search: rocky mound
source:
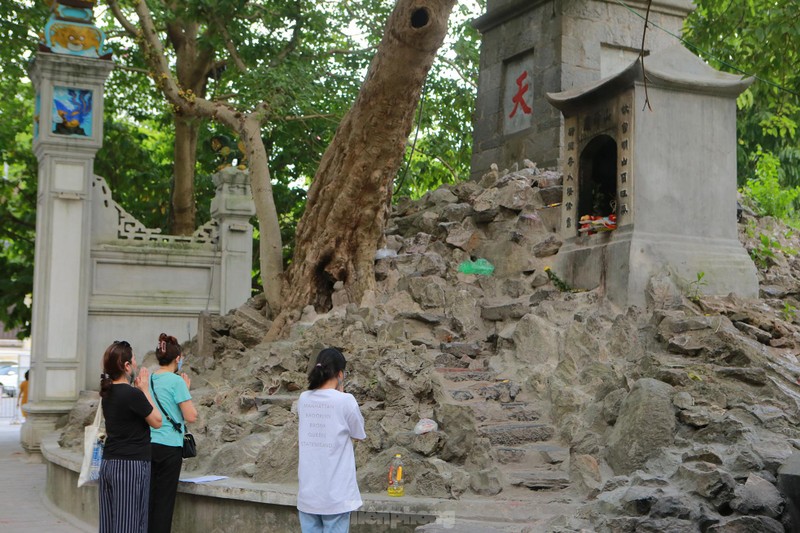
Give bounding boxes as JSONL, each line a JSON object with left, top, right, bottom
{"left": 60, "top": 163, "right": 800, "bottom": 532}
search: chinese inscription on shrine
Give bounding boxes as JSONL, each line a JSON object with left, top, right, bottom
{"left": 508, "top": 71, "right": 532, "bottom": 119}
{"left": 503, "top": 56, "right": 535, "bottom": 135}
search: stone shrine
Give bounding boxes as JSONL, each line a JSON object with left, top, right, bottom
{"left": 471, "top": 0, "right": 693, "bottom": 176}
{"left": 546, "top": 44, "right": 758, "bottom": 306}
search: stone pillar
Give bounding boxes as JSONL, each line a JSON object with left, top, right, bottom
{"left": 211, "top": 168, "right": 256, "bottom": 315}
{"left": 23, "top": 52, "right": 113, "bottom": 452}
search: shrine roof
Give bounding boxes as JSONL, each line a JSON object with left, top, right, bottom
{"left": 546, "top": 44, "right": 753, "bottom": 114}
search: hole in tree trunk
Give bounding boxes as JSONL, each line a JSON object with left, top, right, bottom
{"left": 410, "top": 8, "right": 429, "bottom": 29}
{"left": 313, "top": 254, "right": 336, "bottom": 312}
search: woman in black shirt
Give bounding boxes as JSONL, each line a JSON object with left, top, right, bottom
{"left": 99, "top": 341, "right": 162, "bottom": 533}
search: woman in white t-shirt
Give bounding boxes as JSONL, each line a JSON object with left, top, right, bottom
{"left": 297, "top": 347, "right": 366, "bottom": 533}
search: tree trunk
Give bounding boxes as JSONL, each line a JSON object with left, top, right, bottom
{"left": 171, "top": 117, "right": 198, "bottom": 235}
{"left": 273, "top": 0, "right": 456, "bottom": 328}
{"left": 166, "top": 19, "right": 213, "bottom": 235}
{"left": 240, "top": 117, "right": 283, "bottom": 314}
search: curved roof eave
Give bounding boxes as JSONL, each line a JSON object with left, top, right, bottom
{"left": 546, "top": 45, "right": 753, "bottom": 115}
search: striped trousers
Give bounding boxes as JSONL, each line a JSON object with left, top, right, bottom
{"left": 99, "top": 459, "right": 151, "bottom": 533}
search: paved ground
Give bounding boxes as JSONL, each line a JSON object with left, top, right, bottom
{"left": 0, "top": 418, "right": 94, "bottom": 532}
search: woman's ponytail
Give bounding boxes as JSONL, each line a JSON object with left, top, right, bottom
{"left": 99, "top": 341, "right": 133, "bottom": 398}
{"left": 307, "top": 348, "right": 347, "bottom": 390}
{"left": 155, "top": 333, "right": 181, "bottom": 366}
{"left": 100, "top": 372, "right": 113, "bottom": 398}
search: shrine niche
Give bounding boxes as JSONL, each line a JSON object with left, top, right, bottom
{"left": 546, "top": 44, "right": 758, "bottom": 307}
{"left": 558, "top": 90, "right": 633, "bottom": 237}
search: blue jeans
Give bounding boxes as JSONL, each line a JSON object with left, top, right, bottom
{"left": 298, "top": 511, "right": 351, "bottom": 533}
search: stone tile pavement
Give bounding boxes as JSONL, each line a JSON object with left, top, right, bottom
{"left": 0, "top": 419, "right": 93, "bottom": 532}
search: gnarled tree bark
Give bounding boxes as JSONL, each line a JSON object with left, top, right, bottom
{"left": 268, "top": 0, "right": 456, "bottom": 337}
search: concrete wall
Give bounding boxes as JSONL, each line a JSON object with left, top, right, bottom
{"left": 83, "top": 169, "right": 254, "bottom": 391}
{"left": 632, "top": 85, "right": 738, "bottom": 240}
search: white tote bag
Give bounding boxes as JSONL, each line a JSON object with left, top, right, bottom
{"left": 77, "top": 405, "right": 105, "bottom": 487}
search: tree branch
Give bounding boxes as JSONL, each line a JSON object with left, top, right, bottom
{"left": 214, "top": 17, "right": 247, "bottom": 72}
{"left": 132, "top": 0, "right": 242, "bottom": 131}
{"left": 189, "top": 41, "right": 218, "bottom": 90}
{"left": 639, "top": 0, "right": 653, "bottom": 112}
{"left": 107, "top": 0, "right": 139, "bottom": 38}
{"left": 114, "top": 64, "right": 150, "bottom": 75}
{"left": 165, "top": 20, "right": 186, "bottom": 52}
{"left": 280, "top": 113, "right": 337, "bottom": 122}
{"left": 436, "top": 55, "right": 477, "bottom": 89}
{"left": 269, "top": 1, "right": 303, "bottom": 68}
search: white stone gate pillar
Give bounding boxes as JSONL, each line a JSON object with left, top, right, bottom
{"left": 211, "top": 168, "right": 257, "bottom": 314}
{"left": 23, "top": 51, "right": 113, "bottom": 451}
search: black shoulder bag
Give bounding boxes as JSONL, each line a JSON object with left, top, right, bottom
{"left": 150, "top": 375, "right": 197, "bottom": 458}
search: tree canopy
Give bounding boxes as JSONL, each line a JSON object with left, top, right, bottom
{"left": 3, "top": 0, "right": 798, "bottom": 335}
{"left": 0, "top": 0, "right": 481, "bottom": 334}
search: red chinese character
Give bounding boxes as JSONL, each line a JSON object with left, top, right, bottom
{"left": 508, "top": 71, "right": 532, "bottom": 118}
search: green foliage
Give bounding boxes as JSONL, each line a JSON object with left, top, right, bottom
{"left": 750, "top": 233, "right": 778, "bottom": 269}
{"left": 687, "top": 271, "right": 707, "bottom": 302}
{"left": 0, "top": 161, "right": 36, "bottom": 338}
{"left": 740, "top": 148, "right": 800, "bottom": 219}
{"left": 782, "top": 302, "right": 797, "bottom": 322}
{"left": 0, "top": 0, "right": 43, "bottom": 336}
{"left": 687, "top": 0, "right": 800, "bottom": 197}
{"left": 544, "top": 267, "right": 573, "bottom": 292}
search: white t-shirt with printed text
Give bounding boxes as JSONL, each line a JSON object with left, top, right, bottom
{"left": 297, "top": 388, "right": 367, "bottom": 515}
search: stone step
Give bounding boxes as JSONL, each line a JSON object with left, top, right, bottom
{"left": 506, "top": 469, "right": 570, "bottom": 491}
{"left": 439, "top": 342, "right": 482, "bottom": 359}
{"left": 478, "top": 422, "right": 555, "bottom": 446}
{"left": 445, "top": 398, "right": 541, "bottom": 426}
{"left": 253, "top": 394, "right": 298, "bottom": 411}
{"left": 416, "top": 520, "right": 516, "bottom": 533}
{"left": 433, "top": 352, "right": 471, "bottom": 369}
{"left": 447, "top": 382, "right": 523, "bottom": 404}
{"left": 494, "top": 442, "right": 569, "bottom": 466}
{"left": 499, "top": 402, "right": 541, "bottom": 421}
{"left": 435, "top": 367, "right": 497, "bottom": 382}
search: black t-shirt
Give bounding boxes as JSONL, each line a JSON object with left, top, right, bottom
{"left": 102, "top": 383, "right": 153, "bottom": 460}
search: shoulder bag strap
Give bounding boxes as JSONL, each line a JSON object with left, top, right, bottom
{"left": 150, "top": 375, "right": 182, "bottom": 433}
{"left": 93, "top": 402, "right": 104, "bottom": 426}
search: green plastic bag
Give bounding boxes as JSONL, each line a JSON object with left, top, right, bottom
{"left": 458, "top": 258, "right": 495, "bottom": 276}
